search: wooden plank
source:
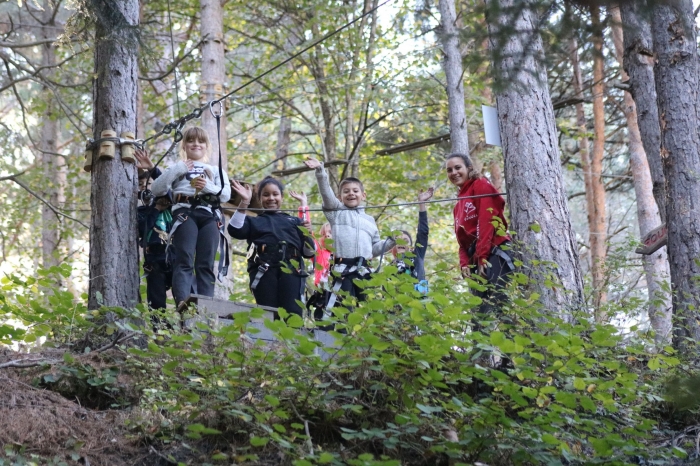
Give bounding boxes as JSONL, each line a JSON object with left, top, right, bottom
{"left": 190, "top": 294, "right": 278, "bottom": 321}
{"left": 636, "top": 223, "right": 668, "bottom": 255}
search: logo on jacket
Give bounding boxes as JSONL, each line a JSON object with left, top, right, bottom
{"left": 463, "top": 202, "right": 477, "bottom": 221}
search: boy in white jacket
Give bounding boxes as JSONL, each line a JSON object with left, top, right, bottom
{"left": 304, "top": 158, "right": 394, "bottom": 308}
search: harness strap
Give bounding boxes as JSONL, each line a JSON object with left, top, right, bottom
{"left": 250, "top": 262, "right": 269, "bottom": 291}
{"left": 217, "top": 216, "right": 230, "bottom": 281}
{"left": 165, "top": 211, "right": 190, "bottom": 263}
{"left": 325, "top": 278, "right": 344, "bottom": 315}
{"left": 211, "top": 102, "right": 226, "bottom": 198}
{"left": 492, "top": 245, "right": 515, "bottom": 272}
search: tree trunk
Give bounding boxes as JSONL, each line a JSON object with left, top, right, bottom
{"left": 200, "top": 0, "right": 227, "bottom": 171}
{"left": 40, "top": 3, "right": 62, "bottom": 272}
{"left": 88, "top": 0, "right": 141, "bottom": 309}
{"left": 486, "top": 0, "right": 584, "bottom": 314}
{"left": 438, "top": 0, "right": 469, "bottom": 155}
{"left": 589, "top": 6, "right": 608, "bottom": 316}
{"left": 619, "top": 0, "right": 667, "bottom": 223}
{"left": 570, "top": 34, "right": 601, "bottom": 308}
{"left": 200, "top": 0, "right": 232, "bottom": 299}
{"left": 651, "top": 0, "right": 700, "bottom": 352}
{"left": 610, "top": 7, "right": 672, "bottom": 345}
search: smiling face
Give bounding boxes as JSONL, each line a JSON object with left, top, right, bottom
{"left": 183, "top": 134, "right": 209, "bottom": 162}
{"left": 446, "top": 157, "right": 470, "bottom": 188}
{"left": 339, "top": 182, "right": 366, "bottom": 208}
{"left": 393, "top": 232, "right": 412, "bottom": 257}
{"left": 259, "top": 183, "right": 283, "bottom": 211}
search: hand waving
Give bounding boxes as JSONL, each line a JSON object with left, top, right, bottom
{"left": 417, "top": 187, "right": 434, "bottom": 203}
{"left": 231, "top": 180, "right": 252, "bottom": 204}
{"left": 289, "top": 190, "right": 308, "bottom": 206}
{"left": 303, "top": 157, "right": 322, "bottom": 170}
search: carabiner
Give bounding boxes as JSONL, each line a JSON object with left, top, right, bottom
{"left": 209, "top": 100, "right": 223, "bottom": 118}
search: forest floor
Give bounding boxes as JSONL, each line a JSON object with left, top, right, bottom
{"left": 0, "top": 347, "right": 155, "bottom": 466}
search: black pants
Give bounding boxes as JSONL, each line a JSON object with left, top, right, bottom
{"left": 335, "top": 272, "right": 368, "bottom": 304}
{"left": 249, "top": 264, "right": 306, "bottom": 317}
{"left": 144, "top": 259, "right": 172, "bottom": 310}
{"left": 171, "top": 208, "right": 219, "bottom": 303}
{"left": 474, "top": 246, "right": 514, "bottom": 317}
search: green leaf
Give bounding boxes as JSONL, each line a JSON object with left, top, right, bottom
{"left": 250, "top": 436, "right": 269, "bottom": 447}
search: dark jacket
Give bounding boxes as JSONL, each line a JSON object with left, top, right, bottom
{"left": 228, "top": 211, "right": 315, "bottom": 268}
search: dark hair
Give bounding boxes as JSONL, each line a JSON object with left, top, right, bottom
{"left": 257, "top": 176, "right": 284, "bottom": 198}
{"left": 339, "top": 177, "right": 364, "bottom": 192}
{"left": 399, "top": 229, "right": 413, "bottom": 246}
{"left": 446, "top": 152, "right": 482, "bottom": 181}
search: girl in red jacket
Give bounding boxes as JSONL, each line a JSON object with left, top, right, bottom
{"left": 446, "top": 153, "right": 514, "bottom": 313}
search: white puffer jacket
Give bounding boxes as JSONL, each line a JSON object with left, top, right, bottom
{"left": 314, "top": 165, "right": 394, "bottom": 260}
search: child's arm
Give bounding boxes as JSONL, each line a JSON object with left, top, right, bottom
{"left": 200, "top": 165, "right": 231, "bottom": 203}
{"left": 370, "top": 222, "right": 396, "bottom": 258}
{"left": 304, "top": 158, "right": 343, "bottom": 214}
{"left": 414, "top": 188, "right": 433, "bottom": 261}
{"left": 227, "top": 181, "right": 253, "bottom": 239}
{"left": 151, "top": 161, "right": 188, "bottom": 196}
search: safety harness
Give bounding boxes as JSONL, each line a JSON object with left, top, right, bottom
{"left": 166, "top": 193, "right": 230, "bottom": 280}
{"left": 247, "top": 241, "right": 307, "bottom": 302}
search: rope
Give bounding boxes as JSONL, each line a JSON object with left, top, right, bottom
{"left": 234, "top": 192, "right": 508, "bottom": 213}
{"left": 138, "top": 0, "right": 393, "bottom": 148}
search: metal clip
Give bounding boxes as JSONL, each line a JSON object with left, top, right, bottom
{"left": 209, "top": 100, "right": 223, "bottom": 118}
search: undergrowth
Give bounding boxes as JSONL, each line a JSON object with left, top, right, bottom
{"left": 0, "top": 261, "right": 698, "bottom": 465}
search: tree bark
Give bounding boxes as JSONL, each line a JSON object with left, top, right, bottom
{"left": 200, "top": 0, "right": 227, "bottom": 171}
{"left": 589, "top": 5, "right": 608, "bottom": 317}
{"left": 275, "top": 114, "right": 292, "bottom": 171}
{"left": 88, "top": 0, "right": 140, "bottom": 309}
{"left": 651, "top": 0, "right": 700, "bottom": 352}
{"left": 610, "top": 6, "right": 672, "bottom": 345}
{"left": 438, "top": 0, "right": 469, "bottom": 155}
{"left": 486, "top": 0, "right": 584, "bottom": 314}
{"left": 619, "top": 0, "right": 667, "bottom": 223}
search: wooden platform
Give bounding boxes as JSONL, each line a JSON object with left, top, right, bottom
{"left": 183, "top": 294, "right": 338, "bottom": 359}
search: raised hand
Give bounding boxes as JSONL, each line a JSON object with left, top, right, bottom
{"left": 184, "top": 159, "right": 195, "bottom": 171}
{"left": 303, "top": 157, "right": 322, "bottom": 170}
{"left": 417, "top": 187, "right": 434, "bottom": 203}
{"left": 289, "top": 190, "right": 307, "bottom": 206}
{"left": 134, "top": 149, "right": 154, "bottom": 170}
{"left": 231, "top": 180, "right": 252, "bottom": 204}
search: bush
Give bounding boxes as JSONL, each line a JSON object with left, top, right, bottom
{"left": 125, "top": 262, "right": 679, "bottom": 465}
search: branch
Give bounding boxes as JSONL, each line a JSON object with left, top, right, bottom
{"left": 0, "top": 38, "right": 61, "bottom": 48}
{"left": 8, "top": 175, "right": 89, "bottom": 229}
{"left": 139, "top": 37, "right": 205, "bottom": 82}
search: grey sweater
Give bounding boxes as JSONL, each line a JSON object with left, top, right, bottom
{"left": 151, "top": 160, "right": 231, "bottom": 212}
{"left": 315, "top": 165, "right": 394, "bottom": 259}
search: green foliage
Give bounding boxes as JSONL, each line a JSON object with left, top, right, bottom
{"left": 123, "top": 263, "right": 675, "bottom": 465}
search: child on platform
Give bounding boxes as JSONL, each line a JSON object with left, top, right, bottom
{"left": 228, "top": 177, "right": 315, "bottom": 317}
{"left": 150, "top": 126, "right": 231, "bottom": 308}
{"left": 391, "top": 188, "right": 434, "bottom": 293}
{"left": 303, "top": 158, "right": 394, "bottom": 307}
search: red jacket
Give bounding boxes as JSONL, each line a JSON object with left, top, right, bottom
{"left": 314, "top": 239, "right": 332, "bottom": 286}
{"left": 453, "top": 177, "right": 510, "bottom": 267}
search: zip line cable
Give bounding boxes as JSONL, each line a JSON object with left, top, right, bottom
{"left": 139, "top": 0, "right": 394, "bottom": 147}
{"left": 233, "top": 192, "right": 508, "bottom": 213}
